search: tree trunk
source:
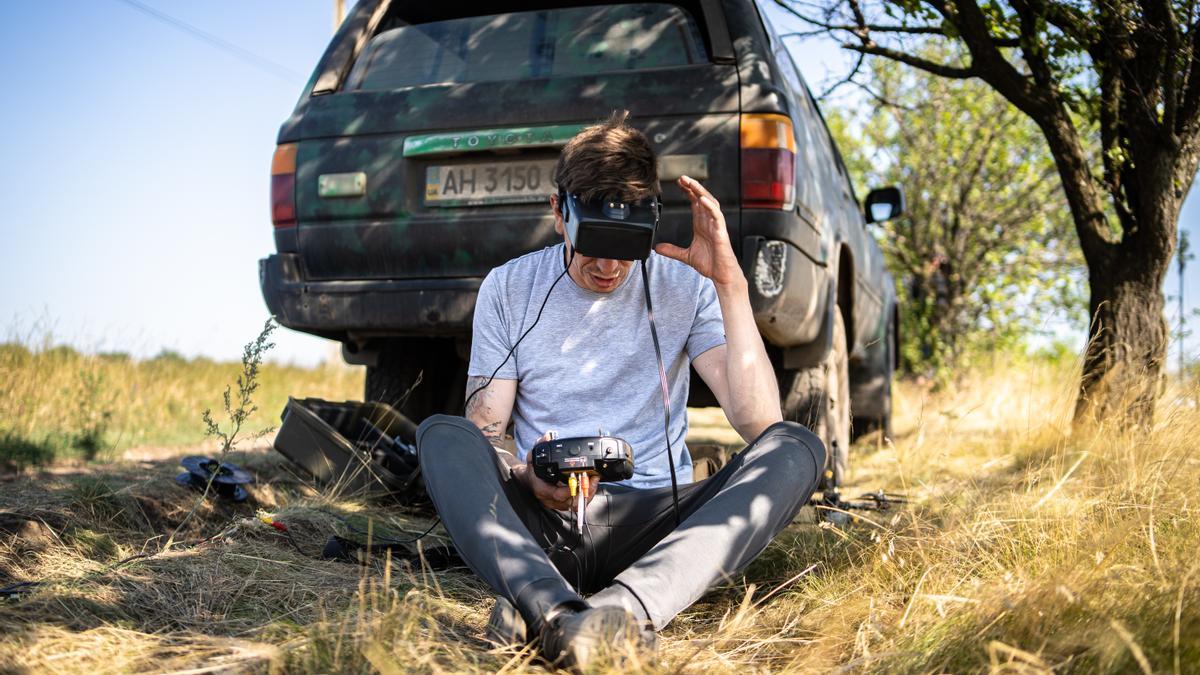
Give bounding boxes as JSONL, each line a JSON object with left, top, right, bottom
{"left": 1075, "top": 254, "right": 1168, "bottom": 427}
{"left": 1072, "top": 157, "right": 1184, "bottom": 427}
{"left": 1032, "top": 105, "right": 1189, "bottom": 429}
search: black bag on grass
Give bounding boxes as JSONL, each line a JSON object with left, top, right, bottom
{"left": 274, "top": 398, "right": 429, "bottom": 507}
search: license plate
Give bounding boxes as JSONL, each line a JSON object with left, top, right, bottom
{"left": 425, "top": 160, "right": 557, "bottom": 207}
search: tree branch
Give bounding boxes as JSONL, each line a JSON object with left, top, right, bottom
{"left": 1099, "top": 87, "right": 1138, "bottom": 242}
{"left": 938, "top": 0, "right": 1116, "bottom": 263}
{"left": 1009, "top": 0, "right": 1058, "bottom": 91}
{"left": 1136, "top": 0, "right": 1176, "bottom": 132}
{"left": 1042, "top": 0, "right": 1096, "bottom": 46}
{"left": 782, "top": 0, "right": 1117, "bottom": 266}
{"left": 1178, "top": 7, "right": 1200, "bottom": 132}
{"left": 946, "top": 0, "right": 1049, "bottom": 115}
{"left": 771, "top": 0, "right": 842, "bottom": 35}
{"left": 795, "top": 21, "right": 949, "bottom": 35}
{"left": 955, "top": 112, "right": 1014, "bottom": 220}
{"left": 843, "top": 42, "right": 977, "bottom": 78}
{"left": 848, "top": 77, "right": 920, "bottom": 109}
{"left": 820, "top": 49, "right": 867, "bottom": 99}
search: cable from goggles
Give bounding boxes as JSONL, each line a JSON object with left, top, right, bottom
{"left": 640, "top": 258, "right": 682, "bottom": 525}
{"left": 468, "top": 190, "right": 681, "bottom": 528}
{"left": 463, "top": 247, "right": 577, "bottom": 415}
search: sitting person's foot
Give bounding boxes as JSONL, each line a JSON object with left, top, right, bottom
{"left": 539, "top": 605, "right": 657, "bottom": 670}
{"left": 484, "top": 596, "right": 527, "bottom": 648}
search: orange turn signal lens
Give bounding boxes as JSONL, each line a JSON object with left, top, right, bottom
{"left": 739, "top": 114, "right": 796, "bottom": 153}
{"left": 271, "top": 143, "right": 297, "bottom": 175}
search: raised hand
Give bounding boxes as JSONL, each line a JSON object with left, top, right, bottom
{"left": 654, "top": 175, "right": 742, "bottom": 287}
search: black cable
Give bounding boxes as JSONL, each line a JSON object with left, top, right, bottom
{"left": 640, "top": 259, "right": 682, "bottom": 525}
{"left": 0, "top": 581, "right": 41, "bottom": 600}
{"left": 463, "top": 247, "right": 577, "bottom": 414}
{"left": 280, "top": 529, "right": 318, "bottom": 557}
{"left": 344, "top": 516, "right": 442, "bottom": 545}
{"left": 316, "top": 508, "right": 443, "bottom": 546}
{"left": 569, "top": 543, "right": 585, "bottom": 592}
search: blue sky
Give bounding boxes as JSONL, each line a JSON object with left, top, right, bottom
{"left": 0, "top": 1, "right": 339, "bottom": 364}
{"left": 1, "top": 1, "right": 1196, "bottom": 366}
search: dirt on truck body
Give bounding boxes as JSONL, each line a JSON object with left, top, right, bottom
{"left": 260, "top": 0, "right": 904, "bottom": 490}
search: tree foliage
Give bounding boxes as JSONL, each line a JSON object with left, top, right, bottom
{"left": 779, "top": 0, "right": 1200, "bottom": 426}
{"left": 828, "top": 56, "right": 1084, "bottom": 378}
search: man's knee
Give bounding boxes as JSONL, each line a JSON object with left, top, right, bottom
{"left": 753, "top": 420, "right": 827, "bottom": 481}
{"left": 416, "top": 414, "right": 494, "bottom": 474}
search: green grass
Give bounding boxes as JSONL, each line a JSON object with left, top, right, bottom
{"left": 0, "top": 339, "right": 363, "bottom": 469}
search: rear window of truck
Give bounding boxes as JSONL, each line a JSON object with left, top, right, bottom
{"left": 345, "top": 3, "right": 708, "bottom": 91}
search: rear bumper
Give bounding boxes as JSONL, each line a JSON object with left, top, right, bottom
{"left": 259, "top": 253, "right": 479, "bottom": 340}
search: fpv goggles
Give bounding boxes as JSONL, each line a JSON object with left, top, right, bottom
{"left": 558, "top": 190, "right": 662, "bottom": 261}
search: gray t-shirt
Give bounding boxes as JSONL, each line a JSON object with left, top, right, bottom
{"left": 469, "top": 243, "right": 727, "bottom": 489}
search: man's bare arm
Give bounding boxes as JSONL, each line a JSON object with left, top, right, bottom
{"left": 464, "top": 376, "right": 519, "bottom": 465}
{"left": 657, "top": 175, "right": 781, "bottom": 442}
{"left": 692, "top": 293, "right": 782, "bottom": 443}
{"left": 463, "top": 376, "right": 577, "bottom": 508}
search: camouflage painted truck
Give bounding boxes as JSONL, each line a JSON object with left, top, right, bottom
{"left": 260, "top": 0, "right": 904, "bottom": 488}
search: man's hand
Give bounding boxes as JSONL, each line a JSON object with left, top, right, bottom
{"left": 654, "top": 175, "right": 742, "bottom": 287}
{"left": 511, "top": 431, "right": 599, "bottom": 512}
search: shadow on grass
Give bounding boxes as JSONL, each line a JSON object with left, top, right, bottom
{"left": 0, "top": 432, "right": 59, "bottom": 472}
{"left": 0, "top": 440, "right": 876, "bottom": 672}
{"left": 1, "top": 428, "right": 117, "bottom": 473}
{"left": 0, "top": 451, "right": 499, "bottom": 671}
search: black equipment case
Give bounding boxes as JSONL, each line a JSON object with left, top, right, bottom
{"left": 274, "top": 397, "right": 426, "bottom": 504}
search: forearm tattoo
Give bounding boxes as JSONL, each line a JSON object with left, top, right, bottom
{"left": 465, "top": 376, "right": 506, "bottom": 448}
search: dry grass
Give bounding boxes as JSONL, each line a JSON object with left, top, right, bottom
{"left": 2, "top": 356, "right": 1198, "bottom": 673}
{"left": 0, "top": 339, "right": 363, "bottom": 468}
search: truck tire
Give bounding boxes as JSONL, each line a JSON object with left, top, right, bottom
{"left": 780, "top": 310, "right": 850, "bottom": 491}
{"left": 365, "top": 338, "right": 466, "bottom": 423}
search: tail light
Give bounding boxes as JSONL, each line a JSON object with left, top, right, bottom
{"left": 740, "top": 114, "right": 796, "bottom": 210}
{"left": 271, "top": 143, "right": 297, "bottom": 228}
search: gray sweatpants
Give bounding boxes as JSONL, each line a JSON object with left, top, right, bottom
{"left": 416, "top": 415, "right": 825, "bottom": 631}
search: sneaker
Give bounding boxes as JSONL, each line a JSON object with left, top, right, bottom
{"left": 539, "top": 605, "right": 657, "bottom": 670}
{"left": 484, "top": 596, "right": 527, "bottom": 648}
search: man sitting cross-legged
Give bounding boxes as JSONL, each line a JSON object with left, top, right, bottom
{"left": 416, "top": 112, "right": 826, "bottom": 669}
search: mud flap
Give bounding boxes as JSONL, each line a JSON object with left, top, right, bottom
{"left": 781, "top": 278, "right": 837, "bottom": 371}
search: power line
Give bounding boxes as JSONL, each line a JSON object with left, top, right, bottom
{"left": 111, "top": 0, "right": 305, "bottom": 85}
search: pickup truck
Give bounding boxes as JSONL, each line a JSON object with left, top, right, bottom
{"left": 260, "top": 0, "right": 903, "bottom": 489}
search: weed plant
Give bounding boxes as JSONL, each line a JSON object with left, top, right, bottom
{"left": 201, "top": 318, "right": 278, "bottom": 458}
{"left": 169, "top": 319, "right": 277, "bottom": 546}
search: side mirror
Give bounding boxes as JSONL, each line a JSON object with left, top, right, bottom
{"left": 864, "top": 186, "right": 905, "bottom": 223}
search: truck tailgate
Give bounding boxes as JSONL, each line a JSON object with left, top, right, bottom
{"left": 286, "top": 4, "right": 740, "bottom": 281}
